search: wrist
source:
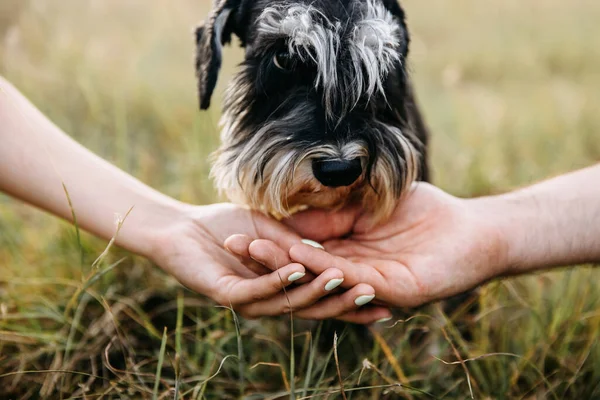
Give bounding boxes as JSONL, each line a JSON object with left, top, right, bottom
{"left": 468, "top": 166, "right": 600, "bottom": 277}
{"left": 471, "top": 190, "right": 554, "bottom": 277}
{"left": 115, "top": 196, "right": 195, "bottom": 259}
{"left": 460, "top": 196, "right": 512, "bottom": 280}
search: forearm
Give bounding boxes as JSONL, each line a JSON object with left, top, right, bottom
{"left": 0, "top": 77, "right": 187, "bottom": 257}
{"left": 479, "top": 164, "right": 600, "bottom": 275}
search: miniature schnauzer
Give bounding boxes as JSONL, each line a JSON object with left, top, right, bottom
{"left": 195, "top": 0, "right": 430, "bottom": 222}
{"left": 195, "top": 0, "right": 480, "bottom": 351}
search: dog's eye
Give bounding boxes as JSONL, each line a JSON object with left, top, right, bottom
{"left": 273, "top": 51, "right": 294, "bottom": 71}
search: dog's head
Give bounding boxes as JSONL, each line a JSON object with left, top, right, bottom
{"left": 196, "top": 0, "right": 424, "bottom": 221}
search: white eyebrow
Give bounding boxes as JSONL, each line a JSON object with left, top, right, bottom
{"left": 258, "top": 0, "right": 402, "bottom": 118}
{"left": 349, "top": 0, "right": 402, "bottom": 102}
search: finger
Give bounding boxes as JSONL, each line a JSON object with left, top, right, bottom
{"left": 251, "top": 212, "right": 303, "bottom": 250}
{"left": 238, "top": 268, "right": 345, "bottom": 318}
{"left": 220, "top": 263, "right": 306, "bottom": 306}
{"left": 282, "top": 206, "right": 361, "bottom": 242}
{"left": 320, "top": 239, "right": 366, "bottom": 258}
{"left": 224, "top": 234, "right": 273, "bottom": 276}
{"left": 224, "top": 234, "right": 253, "bottom": 259}
{"left": 294, "top": 283, "right": 378, "bottom": 320}
{"left": 249, "top": 239, "right": 316, "bottom": 283}
{"left": 289, "top": 243, "right": 382, "bottom": 287}
{"left": 249, "top": 239, "right": 293, "bottom": 269}
{"left": 336, "top": 307, "right": 393, "bottom": 325}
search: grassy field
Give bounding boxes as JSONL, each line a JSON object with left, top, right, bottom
{"left": 1, "top": 0, "right": 600, "bottom": 398}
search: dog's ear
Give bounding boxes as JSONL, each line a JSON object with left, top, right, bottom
{"left": 380, "top": 0, "right": 410, "bottom": 55}
{"left": 195, "top": 0, "right": 244, "bottom": 110}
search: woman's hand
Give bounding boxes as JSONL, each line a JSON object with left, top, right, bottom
{"left": 146, "top": 203, "right": 390, "bottom": 323}
{"left": 0, "top": 76, "right": 388, "bottom": 324}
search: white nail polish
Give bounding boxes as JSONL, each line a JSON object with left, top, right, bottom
{"left": 354, "top": 294, "right": 375, "bottom": 306}
{"left": 287, "top": 272, "right": 306, "bottom": 282}
{"left": 301, "top": 239, "right": 324, "bottom": 250}
{"left": 376, "top": 317, "right": 392, "bottom": 324}
{"left": 324, "top": 278, "right": 344, "bottom": 291}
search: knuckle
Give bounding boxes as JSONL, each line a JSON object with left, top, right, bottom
{"left": 214, "top": 293, "right": 229, "bottom": 307}
{"left": 269, "top": 277, "right": 286, "bottom": 293}
{"left": 280, "top": 304, "right": 294, "bottom": 315}
{"left": 298, "top": 310, "right": 325, "bottom": 321}
{"left": 238, "top": 308, "right": 256, "bottom": 320}
{"left": 250, "top": 290, "right": 268, "bottom": 302}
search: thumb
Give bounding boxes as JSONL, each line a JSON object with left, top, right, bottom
{"left": 283, "top": 206, "right": 361, "bottom": 242}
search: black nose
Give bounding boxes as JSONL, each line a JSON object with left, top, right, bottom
{"left": 312, "top": 158, "right": 363, "bottom": 188}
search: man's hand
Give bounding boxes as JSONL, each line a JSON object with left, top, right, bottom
{"left": 235, "top": 162, "right": 600, "bottom": 315}
{"left": 233, "top": 183, "right": 508, "bottom": 309}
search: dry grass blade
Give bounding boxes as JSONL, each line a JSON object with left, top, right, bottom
{"left": 285, "top": 288, "right": 296, "bottom": 400}
{"left": 176, "top": 291, "right": 184, "bottom": 357}
{"left": 368, "top": 326, "right": 409, "bottom": 385}
{"left": 439, "top": 326, "right": 474, "bottom": 399}
{"left": 250, "top": 362, "right": 290, "bottom": 391}
{"left": 271, "top": 263, "right": 296, "bottom": 399}
{"left": 434, "top": 351, "right": 559, "bottom": 400}
{"left": 253, "top": 334, "right": 290, "bottom": 357}
{"left": 562, "top": 335, "right": 598, "bottom": 397}
{"left": 297, "top": 383, "right": 434, "bottom": 400}
{"left": 64, "top": 257, "right": 126, "bottom": 319}
{"left": 61, "top": 182, "right": 85, "bottom": 275}
{"left": 0, "top": 331, "right": 39, "bottom": 345}
{"left": 352, "top": 360, "right": 440, "bottom": 399}
{"left": 0, "top": 369, "right": 107, "bottom": 381}
{"left": 91, "top": 206, "right": 133, "bottom": 269}
{"left": 434, "top": 352, "right": 523, "bottom": 365}
{"left": 333, "top": 332, "right": 347, "bottom": 400}
{"left": 219, "top": 305, "right": 246, "bottom": 396}
{"left": 173, "top": 291, "right": 184, "bottom": 400}
{"left": 194, "top": 354, "right": 239, "bottom": 389}
{"left": 60, "top": 292, "right": 93, "bottom": 393}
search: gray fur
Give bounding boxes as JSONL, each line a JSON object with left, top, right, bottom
{"left": 205, "top": 0, "right": 425, "bottom": 222}
{"left": 258, "top": 0, "right": 403, "bottom": 117}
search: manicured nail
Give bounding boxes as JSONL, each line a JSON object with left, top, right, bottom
{"left": 354, "top": 294, "right": 375, "bottom": 306}
{"left": 324, "top": 278, "right": 344, "bottom": 291}
{"left": 287, "top": 272, "right": 306, "bottom": 282}
{"left": 301, "top": 239, "right": 324, "bottom": 250}
{"left": 376, "top": 317, "right": 392, "bottom": 324}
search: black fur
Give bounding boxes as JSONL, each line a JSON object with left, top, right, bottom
{"left": 194, "top": 1, "right": 448, "bottom": 341}
{"left": 196, "top": 0, "right": 430, "bottom": 202}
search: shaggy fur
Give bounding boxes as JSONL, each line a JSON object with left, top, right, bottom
{"left": 196, "top": 0, "right": 430, "bottom": 222}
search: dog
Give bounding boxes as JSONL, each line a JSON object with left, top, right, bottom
{"left": 192, "top": 0, "right": 477, "bottom": 352}
{"left": 195, "top": 0, "right": 430, "bottom": 223}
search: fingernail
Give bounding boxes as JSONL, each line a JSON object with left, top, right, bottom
{"left": 287, "top": 272, "right": 306, "bottom": 282}
{"left": 354, "top": 294, "right": 375, "bottom": 306}
{"left": 301, "top": 239, "right": 324, "bottom": 250}
{"left": 376, "top": 317, "right": 392, "bottom": 324}
{"left": 324, "top": 278, "right": 344, "bottom": 291}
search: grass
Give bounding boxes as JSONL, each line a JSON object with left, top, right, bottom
{"left": 1, "top": 0, "right": 600, "bottom": 398}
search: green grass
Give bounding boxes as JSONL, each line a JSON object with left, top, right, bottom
{"left": 1, "top": 0, "right": 600, "bottom": 398}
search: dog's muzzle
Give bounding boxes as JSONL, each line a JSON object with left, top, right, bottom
{"left": 312, "top": 158, "right": 363, "bottom": 188}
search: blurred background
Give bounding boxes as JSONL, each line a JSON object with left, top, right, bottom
{"left": 1, "top": 0, "right": 599, "bottom": 398}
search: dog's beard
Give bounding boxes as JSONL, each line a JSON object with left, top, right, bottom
{"left": 211, "top": 102, "right": 419, "bottom": 222}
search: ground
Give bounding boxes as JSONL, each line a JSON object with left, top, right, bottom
{"left": 1, "top": 0, "right": 599, "bottom": 398}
